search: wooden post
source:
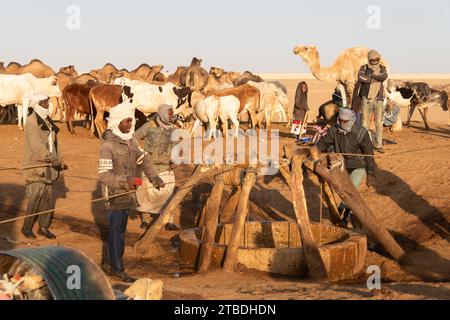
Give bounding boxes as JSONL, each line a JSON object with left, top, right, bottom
{"left": 220, "top": 187, "right": 241, "bottom": 223}
{"left": 196, "top": 204, "right": 207, "bottom": 227}
{"left": 310, "top": 146, "right": 342, "bottom": 224}
{"left": 134, "top": 165, "right": 230, "bottom": 255}
{"left": 304, "top": 152, "right": 408, "bottom": 264}
{"left": 291, "top": 154, "right": 329, "bottom": 281}
{"left": 278, "top": 164, "right": 292, "bottom": 189}
{"left": 222, "top": 165, "right": 258, "bottom": 272}
{"left": 198, "top": 173, "right": 225, "bottom": 272}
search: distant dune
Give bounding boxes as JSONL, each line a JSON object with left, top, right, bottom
{"left": 260, "top": 73, "right": 450, "bottom": 80}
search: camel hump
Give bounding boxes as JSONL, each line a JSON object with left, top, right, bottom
{"left": 29, "top": 58, "right": 45, "bottom": 64}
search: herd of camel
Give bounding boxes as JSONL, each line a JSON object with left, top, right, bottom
{"left": 1, "top": 45, "right": 449, "bottom": 135}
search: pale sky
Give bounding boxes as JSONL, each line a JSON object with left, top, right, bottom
{"left": 1, "top": 0, "right": 449, "bottom": 74}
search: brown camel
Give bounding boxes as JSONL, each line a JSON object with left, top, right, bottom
{"left": 4, "top": 62, "right": 23, "bottom": 74}
{"left": 73, "top": 73, "right": 100, "bottom": 85}
{"left": 4, "top": 59, "right": 55, "bottom": 78}
{"left": 53, "top": 65, "right": 80, "bottom": 120}
{"left": 232, "top": 71, "right": 264, "bottom": 86}
{"left": 184, "top": 57, "right": 208, "bottom": 91}
{"left": 167, "top": 66, "right": 187, "bottom": 86}
{"left": 130, "top": 63, "right": 152, "bottom": 81}
{"left": 89, "top": 63, "right": 119, "bottom": 83}
{"left": 293, "top": 45, "right": 390, "bottom": 107}
{"left": 204, "top": 73, "right": 233, "bottom": 93}
{"left": 147, "top": 65, "right": 166, "bottom": 83}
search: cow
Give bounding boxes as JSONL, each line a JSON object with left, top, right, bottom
{"left": 90, "top": 82, "right": 188, "bottom": 137}
{"left": 0, "top": 73, "right": 61, "bottom": 129}
{"left": 115, "top": 80, "right": 192, "bottom": 115}
{"left": 89, "top": 84, "right": 123, "bottom": 136}
{"left": 205, "top": 84, "right": 260, "bottom": 129}
{"left": 63, "top": 82, "right": 97, "bottom": 134}
{"left": 191, "top": 95, "right": 241, "bottom": 139}
{"left": 248, "top": 81, "right": 290, "bottom": 128}
{"left": 388, "top": 82, "right": 449, "bottom": 130}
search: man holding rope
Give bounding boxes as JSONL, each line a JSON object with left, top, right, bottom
{"left": 316, "top": 108, "right": 376, "bottom": 228}
{"left": 21, "top": 94, "right": 63, "bottom": 239}
{"left": 98, "top": 94, "right": 165, "bottom": 283}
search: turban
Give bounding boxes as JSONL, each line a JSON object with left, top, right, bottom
{"left": 107, "top": 100, "right": 136, "bottom": 140}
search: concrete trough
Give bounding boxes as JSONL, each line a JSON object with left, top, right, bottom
{"left": 179, "top": 221, "right": 367, "bottom": 282}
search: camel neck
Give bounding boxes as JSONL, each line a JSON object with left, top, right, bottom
{"left": 308, "top": 56, "right": 335, "bottom": 82}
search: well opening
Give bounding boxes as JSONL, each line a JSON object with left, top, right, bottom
{"left": 179, "top": 221, "right": 367, "bottom": 281}
{"left": 207, "top": 221, "right": 350, "bottom": 249}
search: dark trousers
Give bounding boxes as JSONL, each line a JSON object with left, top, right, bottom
{"left": 107, "top": 209, "right": 129, "bottom": 273}
{"left": 22, "top": 181, "right": 54, "bottom": 231}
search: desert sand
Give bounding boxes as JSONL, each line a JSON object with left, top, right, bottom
{"left": 0, "top": 77, "right": 449, "bottom": 300}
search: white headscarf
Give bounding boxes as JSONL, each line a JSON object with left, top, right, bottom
{"left": 337, "top": 108, "right": 356, "bottom": 135}
{"left": 30, "top": 94, "right": 50, "bottom": 120}
{"left": 107, "top": 99, "right": 136, "bottom": 140}
{"left": 156, "top": 104, "right": 175, "bottom": 130}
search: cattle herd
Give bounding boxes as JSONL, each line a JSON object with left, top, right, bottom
{"left": 0, "top": 57, "right": 291, "bottom": 138}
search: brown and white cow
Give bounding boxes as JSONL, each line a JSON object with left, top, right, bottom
{"left": 206, "top": 84, "right": 260, "bottom": 128}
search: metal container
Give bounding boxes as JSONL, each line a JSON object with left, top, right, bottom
{"left": 0, "top": 246, "right": 115, "bottom": 300}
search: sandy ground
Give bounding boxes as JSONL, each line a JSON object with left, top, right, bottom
{"left": 0, "top": 78, "right": 449, "bottom": 300}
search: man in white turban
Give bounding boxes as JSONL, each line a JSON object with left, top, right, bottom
{"left": 22, "top": 94, "right": 63, "bottom": 239}
{"left": 98, "top": 94, "right": 165, "bottom": 282}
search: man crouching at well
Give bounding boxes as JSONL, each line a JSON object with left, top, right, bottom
{"left": 98, "top": 96, "right": 165, "bottom": 283}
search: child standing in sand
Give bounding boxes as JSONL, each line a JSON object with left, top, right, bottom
{"left": 291, "top": 81, "right": 309, "bottom": 141}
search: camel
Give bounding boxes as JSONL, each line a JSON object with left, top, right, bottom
{"left": 167, "top": 66, "right": 187, "bottom": 86}
{"left": 130, "top": 63, "right": 153, "bottom": 81}
{"left": 233, "top": 71, "right": 264, "bottom": 86}
{"left": 3, "top": 59, "right": 55, "bottom": 78}
{"left": 21, "top": 59, "right": 55, "bottom": 78}
{"left": 111, "top": 65, "right": 165, "bottom": 83}
{"left": 59, "top": 65, "right": 78, "bottom": 77}
{"left": 73, "top": 73, "right": 100, "bottom": 85}
{"left": 52, "top": 65, "right": 80, "bottom": 120}
{"left": 89, "top": 63, "right": 119, "bottom": 83}
{"left": 184, "top": 57, "right": 208, "bottom": 91}
{"left": 204, "top": 73, "right": 233, "bottom": 93}
{"left": 293, "top": 45, "right": 390, "bottom": 107}
{"left": 145, "top": 65, "right": 166, "bottom": 83}
{"left": 4, "top": 62, "right": 23, "bottom": 75}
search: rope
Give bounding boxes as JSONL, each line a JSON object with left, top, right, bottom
{"left": 0, "top": 164, "right": 252, "bottom": 226}
{"left": 1, "top": 142, "right": 449, "bottom": 225}
{"left": 1, "top": 143, "right": 449, "bottom": 173}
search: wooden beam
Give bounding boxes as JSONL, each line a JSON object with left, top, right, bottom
{"left": 134, "top": 165, "right": 231, "bottom": 255}
{"left": 222, "top": 165, "right": 258, "bottom": 272}
{"left": 220, "top": 187, "right": 241, "bottom": 223}
{"left": 291, "top": 154, "right": 329, "bottom": 281}
{"left": 310, "top": 146, "right": 343, "bottom": 225}
{"left": 304, "top": 152, "right": 408, "bottom": 264}
{"left": 198, "top": 173, "right": 225, "bottom": 272}
{"left": 278, "top": 164, "right": 293, "bottom": 189}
